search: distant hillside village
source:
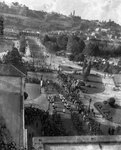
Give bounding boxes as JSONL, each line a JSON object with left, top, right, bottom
{"left": 0, "top": 1, "right": 121, "bottom": 42}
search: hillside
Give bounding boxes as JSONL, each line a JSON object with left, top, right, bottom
{"left": 0, "top": 1, "right": 81, "bottom": 31}
{"left": 3, "top": 12, "right": 81, "bottom": 32}
{"left": 0, "top": 1, "right": 121, "bottom": 34}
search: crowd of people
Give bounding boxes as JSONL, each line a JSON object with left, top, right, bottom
{"left": 25, "top": 61, "right": 121, "bottom": 147}
{"left": 46, "top": 72, "right": 104, "bottom": 135}
{"left": 92, "top": 57, "right": 120, "bottom": 74}
{"left": 57, "top": 72, "right": 121, "bottom": 135}
{"left": 25, "top": 62, "right": 53, "bottom": 73}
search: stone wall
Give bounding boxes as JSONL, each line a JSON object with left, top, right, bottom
{"left": 33, "top": 136, "right": 121, "bottom": 150}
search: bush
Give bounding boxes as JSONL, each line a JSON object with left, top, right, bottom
{"left": 19, "top": 35, "right": 26, "bottom": 54}
{"left": 74, "top": 53, "right": 85, "bottom": 62}
{"left": 84, "top": 41, "right": 121, "bottom": 57}
{"left": 25, "top": 107, "right": 67, "bottom": 136}
{"left": 57, "top": 34, "right": 68, "bottom": 49}
{"left": 108, "top": 97, "right": 115, "bottom": 106}
{"left": 71, "top": 112, "right": 83, "bottom": 135}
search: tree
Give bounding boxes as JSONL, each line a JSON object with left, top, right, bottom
{"left": 57, "top": 34, "right": 68, "bottom": 50}
{"left": 69, "top": 54, "right": 74, "bottom": 61}
{"left": 83, "top": 59, "right": 87, "bottom": 73}
{"left": 84, "top": 43, "right": 99, "bottom": 56}
{"left": 3, "top": 47, "right": 23, "bottom": 66}
{"left": 67, "top": 35, "right": 78, "bottom": 53}
{"left": 83, "top": 61, "right": 92, "bottom": 81}
{"left": 0, "top": 16, "right": 4, "bottom": 36}
{"left": 67, "top": 35, "right": 85, "bottom": 61}
{"left": 103, "top": 61, "right": 110, "bottom": 73}
{"left": 78, "top": 40, "right": 85, "bottom": 53}
{"left": 45, "top": 41, "right": 59, "bottom": 52}
{"left": 43, "top": 34, "right": 60, "bottom": 52}
{"left": 108, "top": 97, "right": 115, "bottom": 106}
{"left": 3, "top": 47, "right": 22, "bottom": 65}
{"left": 80, "top": 22, "right": 89, "bottom": 31}
{"left": 74, "top": 53, "right": 85, "bottom": 62}
{"left": 12, "top": 2, "right": 19, "bottom": 6}
{"left": 19, "top": 35, "right": 26, "bottom": 54}
{"left": 43, "top": 34, "right": 50, "bottom": 44}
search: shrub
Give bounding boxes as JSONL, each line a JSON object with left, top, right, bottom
{"left": 108, "top": 97, "right": 115, "bottom": 106}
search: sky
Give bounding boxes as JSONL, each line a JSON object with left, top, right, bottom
{"left": 2, "top": 0, "right": 121, "bottom": 25}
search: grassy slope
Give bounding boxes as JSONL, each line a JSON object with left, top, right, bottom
{"left": 1, "top": 11, "right": 81, "bottom": 31}
{"left": 0, "top": 6, "right": 121, "bottom": 32}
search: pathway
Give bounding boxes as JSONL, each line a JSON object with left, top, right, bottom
{"left": 24, "top": 86, "right": 49, "bottom": 111}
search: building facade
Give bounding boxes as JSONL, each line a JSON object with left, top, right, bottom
{"left": 0, "top": 64, "right": 26, "bottom": 148}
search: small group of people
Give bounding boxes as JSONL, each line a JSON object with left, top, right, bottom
{"left": 58, "top": 94, "right": 72, "bottom": 111}
{"left": 57, "top": 72, "right": 104, "bottom": 134}
{"left": 48, "top": 94, "right": 71, "bottom": 113}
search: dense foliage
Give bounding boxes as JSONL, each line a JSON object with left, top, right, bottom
{"left": 67, "top": 35, "right": 85, "bottom": 61}
{"left": 43, "top": 33, "right": 86, "bottom": 62}
{"left": 2, "top": 47, "right": 27, "bottom": 74}
{"left": 57, "top": 34, "right": 68, "bottom": 49}
{"left": 25, "top": 107, "right": 67, "bottom": 136}
{"left": 84, "top": 40, "right": 121, "bottom": 57}
{"left": 83, "top": 61, "right": 92, "bottom": 81}
{"left": 43, "top": 34, "right": 66, "bottom": 52}
{"left": 3, "top": 47, "right": 23, "bottom": 65}
{"left": 19, "top": 35, "right": 26, "bottom": 54}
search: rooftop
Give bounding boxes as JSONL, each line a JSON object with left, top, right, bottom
{"left": 0, "top": 64, "right": 26, "bottom": 77}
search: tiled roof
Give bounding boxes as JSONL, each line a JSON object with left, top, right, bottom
{"left": 0, "top": 64, "right": 26, "bottom": 77}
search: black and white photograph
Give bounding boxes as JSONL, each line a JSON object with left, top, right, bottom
{"left": 0, "top": 0, "right": 121, "bottom": 149}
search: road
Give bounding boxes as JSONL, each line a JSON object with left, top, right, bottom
{"left": 49, "top": 95, "right": 78, "bottom": 135}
